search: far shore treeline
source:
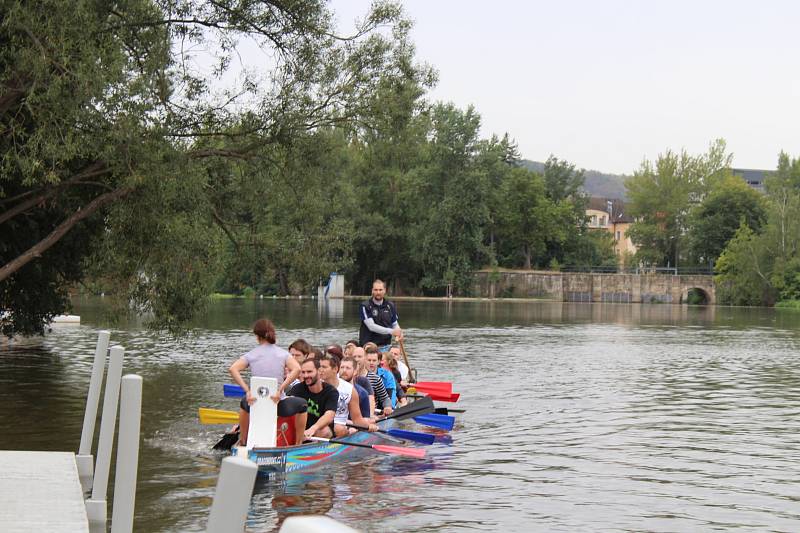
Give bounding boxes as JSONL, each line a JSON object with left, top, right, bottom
{"left": 2, "top": 1, "right": 800, "bottom": 336}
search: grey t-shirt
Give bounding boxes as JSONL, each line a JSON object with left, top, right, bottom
{"left": 241, "top": 343, "right": 289, "bottom": 387}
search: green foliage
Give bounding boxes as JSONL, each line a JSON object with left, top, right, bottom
{"left": 715, "top": 224, "right": 774, "bottom": 305}
{"left": 562, "top": 230, "right": 618, "bottom": 268}
{"left": 410, "top": 104, "right": 491, "bottom": 293}
{"left": 687, "top": 174, "right": 766, "bottom": 267}
{"left": 626, "top": 139, "right": 732, "bottom": 267}
{"left": 774, "top": 299, "right": 800, "bottom": 310}
{"left": 1, "top": 0, "right": 419, "bottom": 335}
{"left": 495, "top": 168, "right": 550, "bottom": 269}
{"left": 713, "top": 153, "right": 800, "bottom": 306}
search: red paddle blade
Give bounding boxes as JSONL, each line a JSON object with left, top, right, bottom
{"left": 372, "top": 444, "right": 426, "bottom": 458}
{"left": 412, "top": 382, "right": 453, "bottom": 395}
{"left": 424, "top": 391, "right": 461, "bottom": 403}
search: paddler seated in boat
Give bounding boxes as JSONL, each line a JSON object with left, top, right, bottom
{"left": 389, "top": 345, "right": 410, "bottom": 388}
{"left": 319, "top": 353, "right": 378, "bottom": 437}
{"left": 288, "top": 338, "right": 312, "bottom": 365}
{"left": 354, "top": 345, "right": 393, "bottom": 416}
{"left": 339, "top": 356, "right": 375, "bottom": 425}
{"left": 382, "top": 351, "right": 408, "bottom": 407}
{"left": 325, "top": 344, "right": 343, "bottom": 360}
{"left": 287, "top": 357, "right": 339, "bottom": 439}
{"left": 307, "top": 346, "right": 323, "bottom": 360}
{"left": 287, "top": 338, "right": 312, "bottom": 387}
{"left": 229, "top": 318, "right": 305, "bottom": 446}
{"left": 359, "top": 279, "right": 403, "bottom": 351}
{"left": 343, "top": 339, "right": 359, "bottom": 357}
{"left": 365, "top": 342, "right": 398, "bottom": 409}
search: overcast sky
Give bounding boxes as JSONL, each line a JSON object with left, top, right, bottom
{"left": 332, "top": 0, "right": 800, "bottom": 175}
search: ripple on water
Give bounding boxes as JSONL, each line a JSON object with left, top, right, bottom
{"left": 3, "top": 301, "right": 800, "bottom": 531}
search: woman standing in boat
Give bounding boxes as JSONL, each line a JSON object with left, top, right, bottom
{"left": 229, "top": 318, "right": 304, "bottom": 445}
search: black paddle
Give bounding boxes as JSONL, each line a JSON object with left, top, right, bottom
{"left": 212, "top": 425, "right": 240, "bottom": 451}
{"left": 376, "top": 395, "right": 434, "bottom": 422}
{"left": 435, "top": 407, "right": 466, "bottom": 415}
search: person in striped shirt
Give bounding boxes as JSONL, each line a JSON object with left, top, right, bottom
{"left": 353, "top": 345, "right": 392, "bottom": 416}
{"left": 365, "top": 343, "right": 397, "bottom": 409}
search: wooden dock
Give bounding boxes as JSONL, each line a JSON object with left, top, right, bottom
{"left": 0, "top": 451, "right": 89, "bottom": 532}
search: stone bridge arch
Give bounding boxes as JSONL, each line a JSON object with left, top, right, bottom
{"left": 678, "top": 276, "right": 716, "bottom": 305}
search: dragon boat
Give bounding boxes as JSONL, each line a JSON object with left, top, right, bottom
{"left": 220, "top": 377, "right": 430, "bottom": 478}
{"left": 231, "top": 422, "right": 396, "bottom": 478}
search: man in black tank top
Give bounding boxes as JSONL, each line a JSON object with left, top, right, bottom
{"left": 358, "top": 279, "right": 403, "bottom": 348}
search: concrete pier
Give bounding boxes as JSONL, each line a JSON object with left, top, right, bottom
{"left": 0, "top": 451, "right": 89, "bottom": 532}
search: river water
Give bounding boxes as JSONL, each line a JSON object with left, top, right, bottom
{"left": 2, "top": 298, "right": 800, "bottom": 532}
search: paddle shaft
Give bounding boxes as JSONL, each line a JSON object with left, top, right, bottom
{"left": 347, "top": 423, "right": 435, "bottom": 445}
{"left": 376, "top": 395, "right": 434, "bottom": 422}
{"left": 398, "top": 339, "right": 413, "bottom": 381}
{"left": 306, "top": 436, "right": 424, "bottom": 458}
{"left": 326, "top": 437, "right": 381, "bottom": 451}
{"left": 435, "top": 407, "right": 466, "bottom": 414}
{"left": 348, "top": 423, "right": 388, "bottom": 435}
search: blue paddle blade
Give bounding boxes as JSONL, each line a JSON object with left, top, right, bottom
{"left": 413, "top": 413, "right": 455, "bottom": 431}
{"left": 223, "top": 383, "right": 245, "bottom": 398}
{"left": 386, "top": 428, "right": 436, "bottom": 445}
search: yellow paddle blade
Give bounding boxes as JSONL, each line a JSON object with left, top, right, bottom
{"left": 198, "top": 407, "right": 239, "bottom": 425}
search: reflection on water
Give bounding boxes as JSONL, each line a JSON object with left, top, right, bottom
{"left": 2, "top": 298, "right": 800, "bottom": 531}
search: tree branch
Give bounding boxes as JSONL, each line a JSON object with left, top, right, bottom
{"left": 0, "top": 162, "right": 109, "bottom": 226}
{"left": 210, "top": 205, "right": 241, "bottom": 253}
{"left": 0, "top": 186, "right": 134, "bottom": 283}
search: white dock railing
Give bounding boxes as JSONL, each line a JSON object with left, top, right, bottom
{"left": 111, "top": 374, "right": 143, "bottom": 533}
{"left": 76, "top": 330, "right": 110, "bottom": 489}
{"left": 206, "top": 456, "right": 258, "bottom": 533}
{"left": 279, "top": 516, "right": 359, "bottom": 533}
{"left": 1, "top": 331, "right": 144, "bottom": 532}
{"left": 86, "top": 344, "right": 125, "bottom": 525}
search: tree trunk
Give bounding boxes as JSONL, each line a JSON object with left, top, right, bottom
{"left": 277, "top": 269, "right": 289, "bottom": 295}
{"left": 0, "top": 186, "right": 133, "bottom": 283}
{"left": 523, "top": 245, "right": 532, "bottom": 270}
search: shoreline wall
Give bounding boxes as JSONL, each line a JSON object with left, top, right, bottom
{"left": 471, "top": 270, "right": 716, "bottom": 304}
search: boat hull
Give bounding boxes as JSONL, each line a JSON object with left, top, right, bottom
{"left": 232, "top": 428, "right": 393, "bottom": 478}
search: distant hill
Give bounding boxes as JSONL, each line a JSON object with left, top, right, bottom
{"left": 520, "top": 159, "right": 628, "bottom": 200}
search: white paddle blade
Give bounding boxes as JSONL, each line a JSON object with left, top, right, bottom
{"left": 247, "top": 377, "right": 278, "bottom": 449}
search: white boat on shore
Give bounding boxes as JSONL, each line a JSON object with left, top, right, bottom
{"left": 51, "top": 315, "right": 81, "bottom": 324}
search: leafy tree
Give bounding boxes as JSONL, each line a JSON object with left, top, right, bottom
{"left": 561, "top": 229, "right": 618, "bottom": 269}
{"left": 626, "top": 139, "right": 732, "bottom": 267}
{"left": 477, "top": 133, "right": 520, "bottom": 260}
{"left": 495, "top": 167, "right": 559, "bottom": 269}
{"left": 715, "top": 224, "right": 775, "bottom": 305}
{"left": 543, "top": 156, "right": 585, "bottom": 203}
{"left": 348, "top": 60, "right": 435, "bottom": 294}
{"left": 1, "top": 0, "right": 417, "bottom": 334}
{"left": 687, "top": 173, "right": 766, "bottom": 267}
{"left": 540, "top": 156, "right": 593, "bottom": 268}
{"left": 410, "top": 104, "right": 491, "bottom": 293}
{"left": 715, "top": 152, "right": 800, "bottom": 306}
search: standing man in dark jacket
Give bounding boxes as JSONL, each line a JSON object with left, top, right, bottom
{"left": 359, "top": 279, "right": 403, "bottom": 349}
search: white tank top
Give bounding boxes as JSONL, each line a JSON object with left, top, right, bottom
{"left": 334, "top": 379, "right": 353, "bottom": 425}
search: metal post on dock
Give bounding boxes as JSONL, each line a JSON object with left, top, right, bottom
{"left": 77, "top": 330, "right": 110, "bottom": 491}
{"left": 206, "top": 456, "right": 258, "bottom": 533}
{"left": 86, "top": 345, "right": 125, "bottom": 526}
{"left": 111, "top": 374, "right": 142, "bottom": 533}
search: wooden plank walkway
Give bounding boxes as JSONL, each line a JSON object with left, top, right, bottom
{"left": 0, "top": 451, "right": 89, "bottom": 532}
